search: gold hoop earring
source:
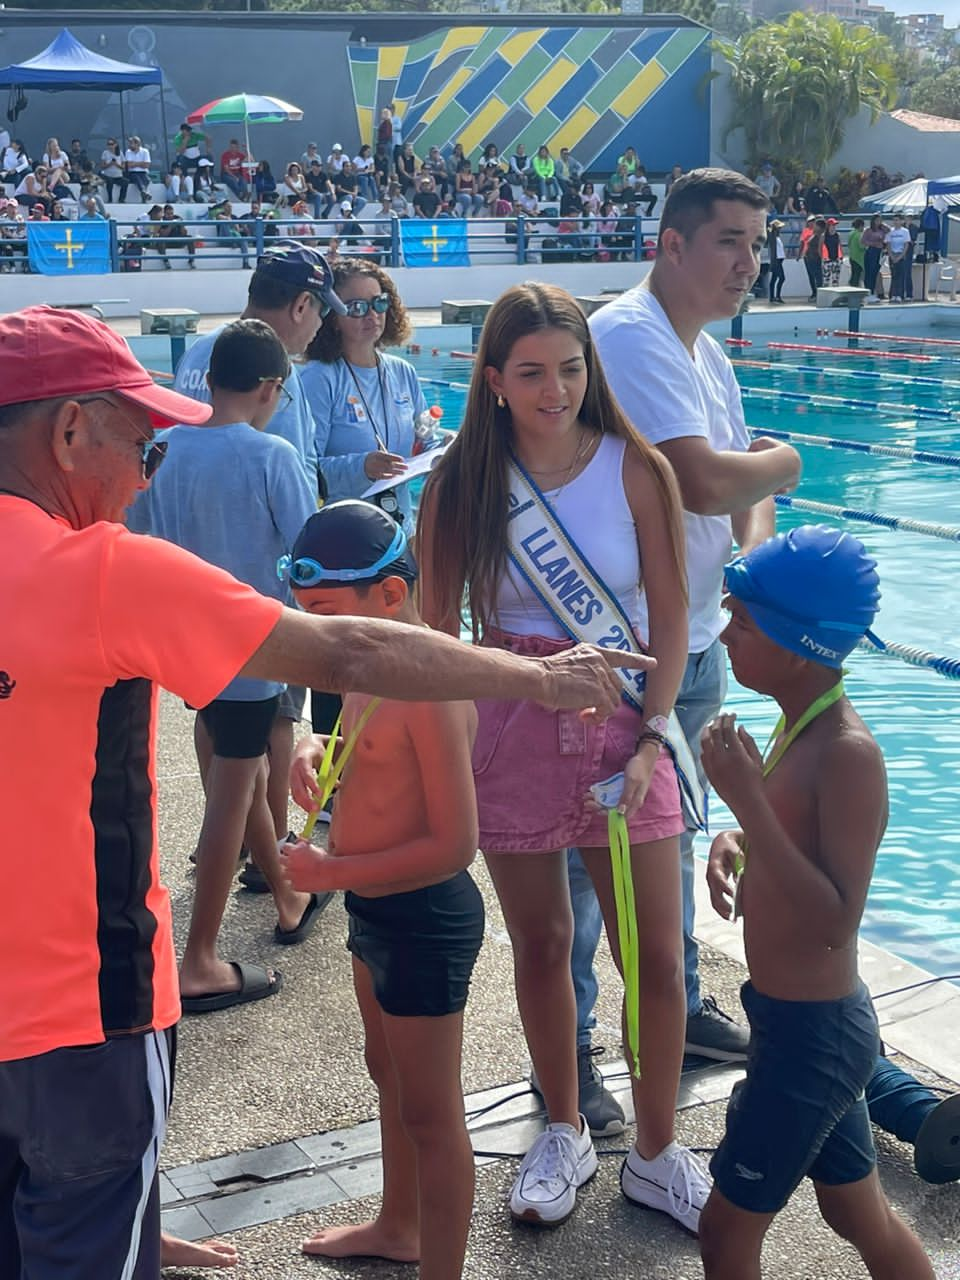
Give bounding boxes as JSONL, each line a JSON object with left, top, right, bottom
{"left": 496, "top": 394, "right": 506, "bottom": 409}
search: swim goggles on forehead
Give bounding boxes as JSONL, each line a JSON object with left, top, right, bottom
{"left": 277, "top": 522, "right": 407, "bottom": 586}
{"left": 342, "top": 293, "right": 390, "bottom": 319}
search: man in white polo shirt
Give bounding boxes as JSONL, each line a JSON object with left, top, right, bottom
{"left": 884, "top": 213, "right": 912, "bottom": 303}
{"left": 123, "top": 135, "right": 152, "bottom": 202}
{"left": 560, "top": 169, "right": 802, "bottom": 1140}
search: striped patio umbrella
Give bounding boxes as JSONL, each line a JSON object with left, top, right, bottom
{"left": 185, "top": 93, "right": 303, "bottom": 169}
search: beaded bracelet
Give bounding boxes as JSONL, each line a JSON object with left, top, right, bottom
{"left": 635, "top": 728, "right": 668, "bottom": 753}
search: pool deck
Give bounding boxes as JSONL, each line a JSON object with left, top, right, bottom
{"left": 153, "top": 692, "right": 960, "bottom": 1279}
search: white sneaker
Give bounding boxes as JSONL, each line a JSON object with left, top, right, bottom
{"left": 620, "top": 1141, "right": 712, "bottom": 1235}
{"left": 509, "top": 1116, "right": 598, "bottom": 1226}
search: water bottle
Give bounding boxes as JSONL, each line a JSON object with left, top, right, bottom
{"left": 413, "top": 405, "right": 444, "bottom": 454}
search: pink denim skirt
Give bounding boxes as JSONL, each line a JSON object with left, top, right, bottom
{"left": 473, "top": 630, "right": 684, "bottom": 853}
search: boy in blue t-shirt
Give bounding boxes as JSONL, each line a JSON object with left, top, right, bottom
{"left": 129, "top": 319, "right": 324, "bottom": 1012}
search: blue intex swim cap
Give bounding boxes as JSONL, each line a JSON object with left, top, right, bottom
{"left": 724, "top": 525, "right": 880, "bottom": 669}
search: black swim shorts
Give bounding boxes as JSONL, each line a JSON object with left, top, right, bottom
{"left": 197, "top": 695, "right": 280, "bottom": 760}
{"left": 346, "top": 870, "right": 485, "bottom": 1017}
{"left": 711, "top": 980, "right": 879, "bottom": 1214}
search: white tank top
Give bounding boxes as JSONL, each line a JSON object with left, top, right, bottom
{"left": 494, "top": 434, "right": 642, "bottom": 639}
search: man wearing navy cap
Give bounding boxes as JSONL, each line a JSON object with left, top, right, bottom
{"left": 172, "top": 242, "right": 347, "bottom": 884}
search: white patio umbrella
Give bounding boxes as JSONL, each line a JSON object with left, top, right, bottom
{"left": 859, "top": 176, "right": 960, "bottom": 214}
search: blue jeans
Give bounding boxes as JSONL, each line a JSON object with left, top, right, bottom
{"left": 569, "top": 639, "right": 727, "bottom": 1046}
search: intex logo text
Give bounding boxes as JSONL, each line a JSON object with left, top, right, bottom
{"left": 800, "top": 635, "right": 840, "bottom": 661}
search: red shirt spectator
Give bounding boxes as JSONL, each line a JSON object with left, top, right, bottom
{"left": 220, "top": 142, "right": 247, "bottom": 180}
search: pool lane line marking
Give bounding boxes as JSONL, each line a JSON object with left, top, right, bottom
{"left": 732, "top": 358, "right": 960, "bottom": 392}
{"left": 774, "top": 494, "right": 960, "bottom": 543}
{"left": 858, "top": 634, "right": 960, "bottom": 680}
{"left": 768, "top": 342, "right": 938, "bottom": 364}
{"left": 834, "top": 329, "right": 960, "bottom": 348}
{"left": 750, "top": 426, "right": 960, "bottom": 468}
{"left": 740, "top": 385, "right": 958, "bottom": 421}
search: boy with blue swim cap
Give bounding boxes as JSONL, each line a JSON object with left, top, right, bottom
{"left": 696, "top": 526, "right": 934, "bottom": 1279}
{"left": 278, "top": 500, "right": 484, "bottom": 1275}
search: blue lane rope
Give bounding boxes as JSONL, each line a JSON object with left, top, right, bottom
{"left": 740, "top": 384, "right": 957, "bottom": 422}
{"left": 751, "top": 427, "right": 960, "bottom": 469}
{"left": 773, "top": 494, "right": 960, "bottom": 542}
{"left": 858, "top": 634, "right": 960, "bottom": 680}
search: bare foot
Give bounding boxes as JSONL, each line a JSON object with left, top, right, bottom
{"left": 301, "top": 1221, "right": 419, "bottom": 1262}
{"left": 161, "top": 1232, "right": 238, "bottom": 1268}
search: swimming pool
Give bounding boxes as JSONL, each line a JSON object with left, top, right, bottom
{"left": 406, "top": 334, "right": 960, "bottom": 981}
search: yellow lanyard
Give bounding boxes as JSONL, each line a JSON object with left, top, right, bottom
{"left": 301, "top": 698, "right": 381, "bottom": 840}
{"left": 733, "top": 679, "right": 845, "bottom": 877}
{"left": 608, "top": 809, "right": 642, "bottom": 1079}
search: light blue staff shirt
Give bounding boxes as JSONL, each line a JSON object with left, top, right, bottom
{"left": 127, "top": 422, "right": 316, "bottom": 701}
{"left": 301, "top": 352, "right": 428, "bottom": 522}
{"left": 173, "top": 325, "right": 318, "bottom": 484}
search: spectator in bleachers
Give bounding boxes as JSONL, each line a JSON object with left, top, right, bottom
{"left": 412, "top": 173, "right": 443, "bottom": 219}
{"left": 302, "top": 142, "right": 322, "bottom": 170}
{"left": 288, "top": 199, "right": 318, "bottom": 244}
{"left": 78, "top": 160, "right": 106, "bottom": 212}
{"left": 518, "top": 184, "right": 540, "bottom": 217}
{"left": 395, "top": 142, "right": 419, "bottom": 198}
{"left": 556, "top": 147, "right": 583, "bottom": 194}
{"left": 254, "top": 160, "right": 278, "bottom": 204}
{"left": 79, "top": 196, "right": 105, "bottom": 221}
{"left": 67, "top": 138, "right": 90, "bottom": 184}
{"left": 29, "top": 202, "right": 50, "bottom": 223}
{"left": 598, "top": 199, "right": 630, "bottom": 261}
{"left": 482, "top": 141, "right": 506, "bottom": 173}
{"left": 157, "top": 203, "right": 197, "bottom": 269}
{"left": 354, "top": 145, "right": 378, "bottom": 203}
{"left": 280, "top": 161, "right": 309, "bottom": 208}
{"left": 377, "top": 107, "right": 393, "bottom": 153}
{"left": 239, "top": 200, "right": 279, "bottom": 250}
{"left": 606, "top": 162, "right": 629, "bottom": 203}
{"left": 454, "top": 159, "right": 483, "bottom": 217}
{"left": 0, "top": 198, "right": 26, "bottom": 273}
{"left": 509, "top": 143, "right": 530, "bottom": 185}
{"left": 617, "top": 145, "right": 640, "bottom": 179}
{"left": 123, "top": 136, "right": 152, "bottom": 202}
{"left": 220, "top": 138, "right": 249, "bottom": 199}
{"left": 580, "top": 181, "right": 600, "bottom": 215}
{"left": 174, "top": 121, "right": 210, "bottom": 175}
{"left": 194, "top": 159, "right": 219, "bottom": 203}
{"left": 755, "top": 161, "right": 781, "bottom": 208}
{"left": 49, "top": 199, "right": 69, "bottom": 222}
{"left": 633, "top": 174, "right": 657, "bottom": 218}
{"left": 493, "top": 172, "right": 514, "bottom": 217}
{"left": 336, "top": 200, "right": 367, "bottom": 248}
{"left": 665, "top": 162, "right": 684, "bottom": 194}
{"left": 306, "top": 160, "right": 335, "bottom": 220}
{"left": 98, "top": 138, "right": 128, "bottom": 203}
{"left": 211, "top": 199, "right": 252, "bottom": 268}
{"left": 327, "top": 143, "right": 347, "bottom": 175}
{"left": 335, "top": 161, "right": 366, "bottom": 215}
{"left": 374, "top": 144, "right": 391, "bottom": 197}
{"left": 14, "top": 167, "right": 53, "bottom": 215}
{"left": 421, "top": 145, "right": 451, "bottom": 202}
{"left": 532, "top": 145, "right": 558, "bottom": 202}
{"left": 42, "top": 138, "right": 71, "bottom": 192}
{"left": 446, "top": 143, "right": 467, "bottom": 190}
{"left": 390, "top": 102, "right": 404, "bottom": 162}
{"left": 478, "top": 163, "right": 502, "bottom": 216}
{"left": 386, "top": 181, "right": 409, "bottom": 219}
{"left": 166, "top": 163, "right": 194, "bottom": 203}
{"left": 2, "top": 139, "right": 31, "bottom": 183}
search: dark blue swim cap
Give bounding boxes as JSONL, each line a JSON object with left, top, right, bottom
{"left": 724, "top": 525, "right": 880, "bottom": 669}
{"left": 282, "top": 500, "right": 418, "bottom": 588}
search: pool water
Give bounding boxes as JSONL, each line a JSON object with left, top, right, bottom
{"left": 407, "top": 339, "right": 960, "bottom": 981}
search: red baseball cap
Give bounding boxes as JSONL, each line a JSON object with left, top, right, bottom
{"left": 0, "top": 306, "right": 211, "bottom": 425}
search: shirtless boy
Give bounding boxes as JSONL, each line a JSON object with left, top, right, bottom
{"left": 697, "top": 525, "right": 934, "bottom": 1280}
{"left": 281, "top": 500, "right": 483, "bottom": 1280}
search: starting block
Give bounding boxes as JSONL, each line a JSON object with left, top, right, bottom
{"left": 815, "top": 287, "right": 869, "bottom": 309}
{"left": 140, "top": 308, "right": 200, "bottom": 336}
{"left": 575, "top": 295, "right": 616, "bottom": 316}
{"left": 441, "top": 299, "right": 492, "bottom": 326}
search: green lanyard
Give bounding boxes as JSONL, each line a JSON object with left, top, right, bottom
{"left": 301, "top": 698, "right": 381, "bottom": 840}
{"left": 733, "top": 679, "right": 845, "bottom": 878}
{"left": 608, "top": 809, "right": 642, "bottom": 1079}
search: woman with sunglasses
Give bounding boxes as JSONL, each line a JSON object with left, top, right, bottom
{"left": 301, "top": 258, "right": 427, "bottom": 527}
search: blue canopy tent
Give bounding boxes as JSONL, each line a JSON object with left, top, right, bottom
{"left": 0, "top": 28, "right": 170, "bottom": 168}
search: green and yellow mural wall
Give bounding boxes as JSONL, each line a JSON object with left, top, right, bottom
{"left": 347, "top": 23, "right": 711, "bottom": 175}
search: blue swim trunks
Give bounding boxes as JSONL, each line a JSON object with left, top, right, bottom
{"left": 711, "top": 980, "right": 879, "bottom": 1214}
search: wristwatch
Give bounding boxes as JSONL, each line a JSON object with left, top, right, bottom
{"left": 635, "top": 713, "right": 669, "bottom": 755}
{"left": 644, "top": 714, "right": 669, "bottom": 738}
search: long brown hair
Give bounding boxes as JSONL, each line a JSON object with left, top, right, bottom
{"left": 418, "top": 282, "right": 686, "bottom": 640}
{"left": 304, "top": 258, "right": 412, "bottom": 364}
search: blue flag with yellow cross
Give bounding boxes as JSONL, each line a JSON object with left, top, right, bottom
{"left": 399, "top": 218, "right": 470, "bottom": 268}
{"left": 27, "top": 222, "right": 111, "bottom": 275}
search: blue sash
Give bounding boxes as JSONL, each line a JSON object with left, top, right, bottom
{"left": 506, "top": 454, "right": 705, "bottom": 830}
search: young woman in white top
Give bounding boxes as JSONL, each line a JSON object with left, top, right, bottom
{"left": 353, "top": 144, "right": 378, "bottom": 203}
{"left": 280, "top": 161, "right": 308, "bottom": 207}
{"left": 2, "top": 140, "right": 31, "bottom": 182}
{"left": 418, "top": 283, "right": 709, "bottom": 1234}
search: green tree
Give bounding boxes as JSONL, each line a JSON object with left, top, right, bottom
{"left": 645, "top": 0, "right": 717, "bottom": 26}
{"left": 912, "top": 65, "right": 960, "bottom": 119}
{"left": 715, "top": 12, "right": 898, "bottom": 173}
